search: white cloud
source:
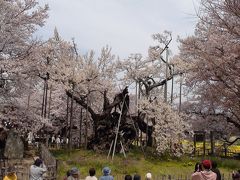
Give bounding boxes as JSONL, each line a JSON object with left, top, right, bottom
{"left": 37, "top": 0, "right": 199, "bottom": 58}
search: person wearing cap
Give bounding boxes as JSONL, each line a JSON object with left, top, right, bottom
{"left": 99, "top": 167, "right": 114, "bottom": 180}
{"left": 191, "top": 160, "right": 217, "bottom": 180}
{"left": 3, "top": 166, "right": 17, "bottom": 180}
{"left": 145, "top": 173, "right": 152, "bottom": 180}
{"left": 29, "top": 158, "right": 47, "bottom": 180}
{"left": 67, "top": 167, "right": 80, "bottom": 180}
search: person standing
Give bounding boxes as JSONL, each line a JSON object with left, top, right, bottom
{"left": 3, "top": 166, "right": 17, "bottom": 180}
{"left": 29, "top": 158, "right": 47, "bottom": 180}
{"left": 125, "top": 175, "right": 132, "bottom": 180}
{"left": 99, "top": 167, "right": 114, "bottom": 180}
{"left": 191, "top": 160, "right": 217, "bottom": 180}
{"left": 64, "top": 170, "right": 71, "bottom": 180}
{"left": 133, "top": 174, "right": 141, "bottom": 180}
{"left": 67, "top": 167, "right": 80, "bottom": 180}
{"left": 145, "top": 173, "right": 152, "bottom": 180}
{"left": 27, "top": 131, "right": 34, "bottom": 145}
{"left": 211, "top": 161, "right": 221, "bottom": 180}
{"left": 51, "top": 135, "right": 55, "bottom": 147}
{"left": 194, "top": 162, "right": 203, "bottom": 172}
{"left": 85, "top": 168, "right": 97, "bottom": 180}
{"left": 56, "top": 135, "right": 61, "bottom": 149}
{"left": 232, "top": 170, "right": 240, "bottom": 180}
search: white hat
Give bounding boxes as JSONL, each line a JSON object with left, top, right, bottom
{"left": 146, "top": 173, "right": 152, "bottom": 179}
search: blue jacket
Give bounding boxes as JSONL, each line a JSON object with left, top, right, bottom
{"left": 99, "top": 167, "right": 114, "bottom": 180}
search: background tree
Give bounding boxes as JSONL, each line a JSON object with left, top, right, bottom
{"left": 138, "top": 98, "right": 191, "bottom": 156}
{"left": 179, "top": 0, "right": 240, "bottom": 137}
{"left": 117, "top": 32, "right": 190, "bottom": 154}
{"left": 0, "top": 0, "right": 49, "bottom": 134}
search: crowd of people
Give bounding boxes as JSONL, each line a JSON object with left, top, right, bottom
{"left": 62, "top": 160, "right": 240, "bottom": 180}
{"left": 2, "top": 159, "right": 240, "bottom": 180}
{"left": 3, "top": 158, "right": 47, "bottom": 180}
{"left": 191, "top": 160, "right": 240, "bottom": 180}
{"left": 63, "top": 166, "right": 151, "bottom": 180}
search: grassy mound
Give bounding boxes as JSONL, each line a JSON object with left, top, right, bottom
{"left": 51, "top": 148, "right": 240, "bottom": 179}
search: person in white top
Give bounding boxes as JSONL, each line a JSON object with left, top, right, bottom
{"left": 27, "top": 131, "right": 34, "bottom": 144}
{"left": 145, "top": 173, "right": 152, "bottom": 180}
{"left": 29, "top": 158, "right": 47, "bottom": 180}
{"left": 85, "top": 168, "right": 97, "bottom": 180}
{"left": 56, "top": 135, "right": 61, "bottom": 149}
{"left": 51, "top": 135, "right": 55, "bottom": 143}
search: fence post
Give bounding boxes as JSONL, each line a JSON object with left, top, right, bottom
{"left": 168, "top": 175, "right": 171, "bottom": 180}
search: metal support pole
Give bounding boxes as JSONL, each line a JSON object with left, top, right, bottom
{"left": 44, "top": 79, "right": 48, "bottom": 118}
{"left": 120, "top": 141, "right": 126, "bottom": 158}
{"left": 112, "top": 95, "right": 126, "bottom": 160}
{"left": 107, "top": 140, "right": 114, "bottom": 159}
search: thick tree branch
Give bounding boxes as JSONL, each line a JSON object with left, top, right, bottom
{"left": 66, "top": 90, "right": 97, "bottom": 119}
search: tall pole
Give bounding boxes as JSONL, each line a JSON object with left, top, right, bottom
{"left": 171, "top": 65, "right": 174, "bottom": 104}
{"left": 135, "top": 81, "right": 138, "bottom": 113}
{"left": 179, "top": 73, "right": 183, "bottom": 112}
{"left": 44, "top": 78, "right": 48, "bottom": 118}
{"left": 138, "top": 82, "right": 142, "bottom": 146}
{"left": 48, "top": 84, "right": 52, "bottom": 119}
{"left": 85, "top": 94, "right": 88, "bottom": 149}
{"left": 164, "top": 47, "right": 169, "bottom": 102}
{"left": 66, "top": 96, "right": 69, "bottom": 127}
{"left": 112, "top": 95, "right": 126, "bottom": 160}
{"left": 41, "top": 80, "right": 46, "bottom": 117}
{"left": 135, "top": 81, "right": 139, "bottom": 146}
{"left": 79, "top": 108, "right": 83, "bottom": 147}
{"left": 69, "top": 83, "right": 75, "bottom": 150}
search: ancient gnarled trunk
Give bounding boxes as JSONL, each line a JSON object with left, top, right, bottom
{"left": 66, "top": 87, "right": 153, "bottom": 152}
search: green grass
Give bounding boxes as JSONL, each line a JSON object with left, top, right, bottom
{"left": 51, "top": 148, "right": 240, "bottom": 179}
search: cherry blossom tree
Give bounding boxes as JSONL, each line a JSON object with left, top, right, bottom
{"left": 179, "top": 0, "right": 240, "bottom": 135}
{"left": 116, "top": 32, "right": 191, "bottom": 155}
{"left": 138, "top": 98, "right": 191, "bottom": 156}
{"left": 0, "top": 0, "right": 49, "bottom": 133}
{"left": 117, "top": 31, "right": 177, "bottom": 98}
{"left": 0, "top": 0, "right": 48, "bottom": 61}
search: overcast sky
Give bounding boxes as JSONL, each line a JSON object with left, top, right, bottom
{"left": 37, "top": 0, "right": 199, "bottom": 59}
